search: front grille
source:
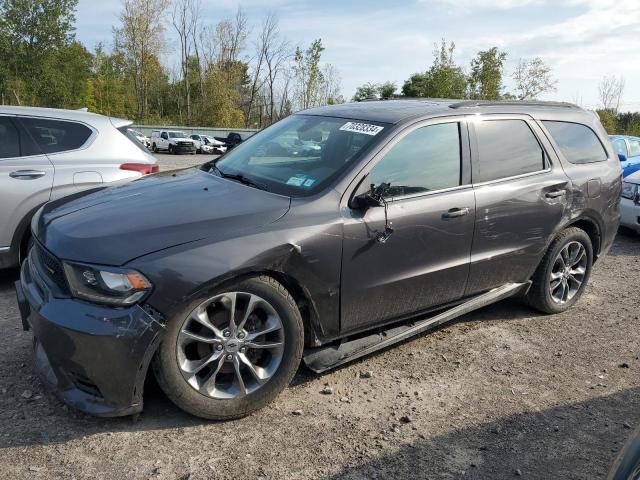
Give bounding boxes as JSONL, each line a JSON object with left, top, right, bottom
{"left": 178, "top": 141, "right": 192, "bottom": 146}
{"left": 34, "top": 242, "right": 69, "bottom": 293}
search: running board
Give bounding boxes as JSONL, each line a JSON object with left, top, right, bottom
{"left": 303, "top": 282, "right": 528, "bottom": 373}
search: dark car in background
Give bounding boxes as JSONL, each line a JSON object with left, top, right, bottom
{"left": 16, "top": 100, "right": 621, "bottom": 420}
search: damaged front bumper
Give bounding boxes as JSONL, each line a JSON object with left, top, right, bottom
{"left": 17, "top": 256, "right": 165, "bottom": 417}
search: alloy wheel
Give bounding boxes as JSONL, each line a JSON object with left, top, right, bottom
{"left": 549, "top": 241, "right": 587, "bottom": 304}
{"left": 176, "top": 292, "right": 285, "bottom": 399}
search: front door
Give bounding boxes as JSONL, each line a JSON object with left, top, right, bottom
{"left": 340, "top": 119, "right": 475, "bottom": 334}
{"left": 0, "top": 115, "right": 54, "bottom": 251}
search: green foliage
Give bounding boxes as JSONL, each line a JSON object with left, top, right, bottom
{"left": 469, "top": 47, "right": 507, "bottom": 100}
{"left": 353, "top": 81, "right": 396, "bottom": 101}
{"left": 353, "top": 82, "right": 379, "bottom": 102}
{"left": 379, "top": 81, "right": 396, "bottom": 100}
{"left": 597, "top": 109, "right": 617, "bottom": 135}
{"left": 401, "top": 40, "right": 467, "bottom": 99}
{"left": 293, "top": 39, "right": 325, "bottom": 109}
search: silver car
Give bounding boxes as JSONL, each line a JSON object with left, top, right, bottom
{"left": 0, "top": 106, "right": 158, "bottom": 269}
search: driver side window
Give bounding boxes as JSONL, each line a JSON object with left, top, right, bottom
{"left": 366, "top": 122, "right": 462, "bottom": 199}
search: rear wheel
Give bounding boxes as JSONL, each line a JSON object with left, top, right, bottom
{"left": 153, "top": 275, "right": 304, "bottom": 420}
{"left": 525, "top": 227, "right": 593, "bottom": 314}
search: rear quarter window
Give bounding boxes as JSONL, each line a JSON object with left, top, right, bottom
{"left": 19, "top": 117, "right": 93, "bottom": 154}
{"left": 542, "top": 121, "right": 607, "bottom": 164}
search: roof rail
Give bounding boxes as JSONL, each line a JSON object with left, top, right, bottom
{"left": 449, "top": 100, "right": 580, "bottom": 109}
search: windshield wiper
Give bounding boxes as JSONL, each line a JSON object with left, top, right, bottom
{"left": 211, "top": 164, "right": 269, "bottom": 191}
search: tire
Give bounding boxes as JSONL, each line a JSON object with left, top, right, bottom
{"left": 152, "top": 143, "right": 158, "bottom": 153}
{"left": 153, "top": 275, "right": 304, "bottom": 420}
{"left": 168, "top": 145, "right": 175, "bottom": 155}
{"left": 524, "top": 227, "right": 593, "bottom": 314}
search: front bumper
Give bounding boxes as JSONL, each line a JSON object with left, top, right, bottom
{"left": 172, "top": 143, "right": 196, "bottom": 153}
{"left": 621, "top": 198, "right": 640, "bottom": 233}
{"left": 17, "top": 253, "right": 165, "bottom": 417}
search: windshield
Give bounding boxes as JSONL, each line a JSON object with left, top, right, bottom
{"left": 212, "top": 115, "right": 386, "bottom": 196}
{"left": 168, "top": 131, "right": 187, "bottom": 138}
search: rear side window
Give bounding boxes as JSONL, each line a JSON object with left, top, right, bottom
{"left": 542, "top": 121, "right": 607, "bottom": 164}
{"left": 0, "top": 117, "right": 20, "bottom": 158}
{"left": 475, "top": 119, "right": 545, "bottom": 183}
{"left": 20, "top": 117, "right": 93, "bottom": 154}
{"left": 118, "top": 127, "right": 151, "bottom": 154}
{"left": 629, "top": 140, "right": 640, "bottom": 157}
{"left": 367, "top": 122, "right": 461, "bottom": 198}
{"left": 613, "top": 139, "right": 628, "bottom": 157}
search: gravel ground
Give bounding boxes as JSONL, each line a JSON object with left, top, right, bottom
{"left": 0, "top": 163, "right": 639, "bottom": 478}
{"left": 153, "top": 152, "right": 218, "bottom": 172}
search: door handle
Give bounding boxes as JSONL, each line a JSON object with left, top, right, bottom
{"left": 545, "top": 189, "right": 566, "bottom": 199}
{"left": 10, "top": 170, "right": 46, "bottom": 179}
{"left": 442, "top": 207, "right": 470, "bottom": 219}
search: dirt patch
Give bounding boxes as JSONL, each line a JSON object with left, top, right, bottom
{"left": 0, "top": 233, "right": 638, "bottom": 479}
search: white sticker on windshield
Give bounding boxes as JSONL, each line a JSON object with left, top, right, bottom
{"left": 286, "top": 176, "right": 306, "bottom": 187}
{"left": 339, "top": 122, "right": 384, "bottom": 136}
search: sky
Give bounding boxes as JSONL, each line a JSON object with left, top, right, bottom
{"left": 75, "top": 0, "right": 640, "bottom": 111}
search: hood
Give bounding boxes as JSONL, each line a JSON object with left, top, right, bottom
{"left": 36, "top": 168, "right": 291, "bottom": 265}
{"left": 170, "top": 137, "right": 192, "bottom": 142}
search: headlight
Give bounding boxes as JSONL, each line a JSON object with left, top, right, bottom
{"left": 622, "top": 182, "right": 638, "bottom": 201}
{"left": 63, "top": 262, "right": 152, "bottom": 306}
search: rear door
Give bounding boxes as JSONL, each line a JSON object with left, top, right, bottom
{"left": 465, "top": 115, "right": 571, "bottom": 295}
{"left": 340, "top": 118, "right": 475, "bottom": 333}
{"left": 0, "top": 115, "right": 54, "bottom": 252}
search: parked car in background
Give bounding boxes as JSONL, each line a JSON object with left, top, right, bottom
{"left": 214, "top": 131, "right": 244, "bottom": 150}
{"left": 0, "top": 106, "right": 158, "bottom": 269}
{"left": 150, "top": 130, "right": 196, "bottom": 155}
{"left": 189, "top": 134, "right": 228, "bottom": 154}
{"left": 130, "top": 129, "right": 151, "bottom": 149}
{"left": 621, "top": 170, "right": 640, "bottom": 234}
{"left": 15, "top": 100, "right": 621, "bottom": 420}
{"left": 610, "top": 135, "right": 640, "bottom": 177}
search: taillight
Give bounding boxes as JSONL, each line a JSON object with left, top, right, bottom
{"left": 120, "top": 163, "right": 159, "bottom": 175}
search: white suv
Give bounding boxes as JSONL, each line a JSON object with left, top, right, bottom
{"left": 0, "top": 106, "right": 158, "bottom": 269}
{"left": 150, "top": 130, "right": 196, "bottom": 155}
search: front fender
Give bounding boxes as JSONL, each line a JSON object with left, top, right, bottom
{"left": 129, "top": 220, "right": 344, "bottom": 344}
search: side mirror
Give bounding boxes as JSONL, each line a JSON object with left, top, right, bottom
{"left": 351, "top": 192, "right": 383, "bottom": 210}
{"left": 350, "top": 182, "right": 391, "bottom": 210}
{"left": 619, "top": 153, "right": 628, "bottom": 163}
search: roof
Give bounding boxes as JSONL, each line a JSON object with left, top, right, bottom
{"left": 0, "top": 105, "right": 130, "bottom": 128}
{"left": 299, "top": 99, "right": 589, "bottom": 125}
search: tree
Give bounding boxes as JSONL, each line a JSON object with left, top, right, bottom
{"left": 596, "top": 109, "right": 617, "bottom": 135}
{"left": 379, "top": 81, "right": 396, "bottom": 100}
{"left": 469, "top": 47, "right": 506, "bottom": 100}
{"left": 598, "top": 75, "right": 625, "bottom": 113}
{"left": 401, "top": 40, "right": 467, "bottom": 99}
{"left": 512, "top": 57, "right": 556, "bottom": 100}
{"left": 293, "top": 39, "right": 325, "bottom": 110}
{"left": 0, "top": 0, "right": 83, "bottom": 105}
{"left": 353, "top": 82, "right": 379, "bottom": 102}
{"left": 172, "top": 0, "right": 199, "bottom": 124}
{"left": 114, "top": 0, "right": 170, "bottom": 122}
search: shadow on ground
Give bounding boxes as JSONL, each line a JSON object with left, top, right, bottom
{"left": 327, "top": 387, "right": 640, "bottom": 479}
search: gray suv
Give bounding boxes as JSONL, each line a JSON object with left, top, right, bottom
{"left": 0, "top": 106, "right": 158, "bottom": 269}
{"left": 16, "top": 100, "right": 621, "bottom": 420}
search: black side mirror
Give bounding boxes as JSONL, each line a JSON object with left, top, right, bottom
{"left": 619, "top": 153, "right": 628, "bottom": 163}
{"left": 351, "top": 182, "right": 391, "bottom": 210}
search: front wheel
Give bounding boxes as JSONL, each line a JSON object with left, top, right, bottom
{"left": 152, "top": 143, "right": 158, "bottom": 153}
{"left": 525, "top": 227, "right": 593, "bottom": 314}
{"left": 153, "top": 275, "right": 304, "bottom": 420}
